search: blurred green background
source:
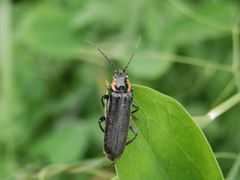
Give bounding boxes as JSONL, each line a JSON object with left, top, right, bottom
{"left": 0, "top": 0, "right": 240, "bottom": 179}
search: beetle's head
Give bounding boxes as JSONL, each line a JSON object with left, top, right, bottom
{"left": 112, "top": 70, "right": 129, "bottom": 91}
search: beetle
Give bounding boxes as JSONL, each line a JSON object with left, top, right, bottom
{"left": 88, "top": 38, "right": 141, "bottom": 161}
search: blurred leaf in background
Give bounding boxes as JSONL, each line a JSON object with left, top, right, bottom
{"left": 0, "top": 0, "right": 240, "bottom": 179}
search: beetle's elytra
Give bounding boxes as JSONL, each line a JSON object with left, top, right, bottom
{"left": 88, "top": 38, "right": 141, "bottom": 161}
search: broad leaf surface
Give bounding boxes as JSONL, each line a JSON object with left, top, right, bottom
{"left": 116, "top": 85, "right": 223, "bottom": 180}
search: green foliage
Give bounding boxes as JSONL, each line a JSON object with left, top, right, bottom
{"left": 116, "top": 85, "right": 223, "bottom": 180}
{"left": 30, "top": 120, "right": 90, "bottom": 163}
{"left": 17, "top": 3, "right": 80, "bottom": 58}
{"left": 0, "top": 0, "right": 240, "bottom": 179}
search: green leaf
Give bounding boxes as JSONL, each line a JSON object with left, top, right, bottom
{"left": 115, "top": 85, "right": 223, "bottom": 180}
{"left": 127, "top": 56, "right": 172, "bottom": 79}
{"left": 30, "top": 120, "right": 89, "bottom": 163}
{"left": 16, "top": 3, "right": 79, "bottom": 58}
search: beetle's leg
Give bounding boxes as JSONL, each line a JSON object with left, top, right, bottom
{"left": 98, "top": 116, "right": 106, "bottom": 133}
{"left": 99, "top": 95, "right": 108, "bottom": 132}
{"left": 101, "top": 95, "right": 109, "bottom": 107}
{"left": 131, "top": 103, "right": 139, "bottom": 120}
{"left": 126, "top": 125, "right": 138, "bottom": 145}
{"left": 131, "top": 103, "right": 139, "bottom": 114}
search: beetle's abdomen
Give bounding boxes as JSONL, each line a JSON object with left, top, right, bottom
{"left": 104, "top": 92, "right": 132, "bottom": 161}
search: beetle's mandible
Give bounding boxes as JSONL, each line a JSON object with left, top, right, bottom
{"left": 88, "top": 38, "right": 141, "bottom": 162}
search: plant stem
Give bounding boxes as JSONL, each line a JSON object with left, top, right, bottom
{"left": 168, "top": 0, "right": 232, "bottom": 32}
{"left": 159, "top": 54, "right": 233, "bottom": 73}
{"left": 37, "top": 158, "right": 113, "bottom": 180}
{"left": 195, "top": 90, "right": 240, "bottom": 128}
{"left": 215, "top": 152, "right": 239, "bottom": 160}
{"left": 210, "top": 79, "right": 235, "bottom": 108}
{"left": 0, "top": 0, "right": 15, "bottom": 178}
{"left": 226, "top": 153, "right": 240, "bottom": 180}
{"left": 207, "top": 92, "right": 240, "bottom": 120}
{"left": 83, "top": 45, "right": 234, "bottom": 73}
{"left": 232, "top": 16, "right": 240, "bottom": 91}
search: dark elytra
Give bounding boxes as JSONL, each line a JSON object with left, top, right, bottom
{"left": 104, "top": 92, "right": 133, "bottom": 161}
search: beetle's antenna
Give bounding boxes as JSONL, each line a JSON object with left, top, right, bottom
{"left": 123, "top": 36, "right": 141, "bottom": 72}
{"left": 86, "top": 40, "right": 118, "bottom": 70}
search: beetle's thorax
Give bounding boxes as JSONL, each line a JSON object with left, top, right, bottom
{"left": 111, "top": 70, "right": 131, "bottom": 93}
